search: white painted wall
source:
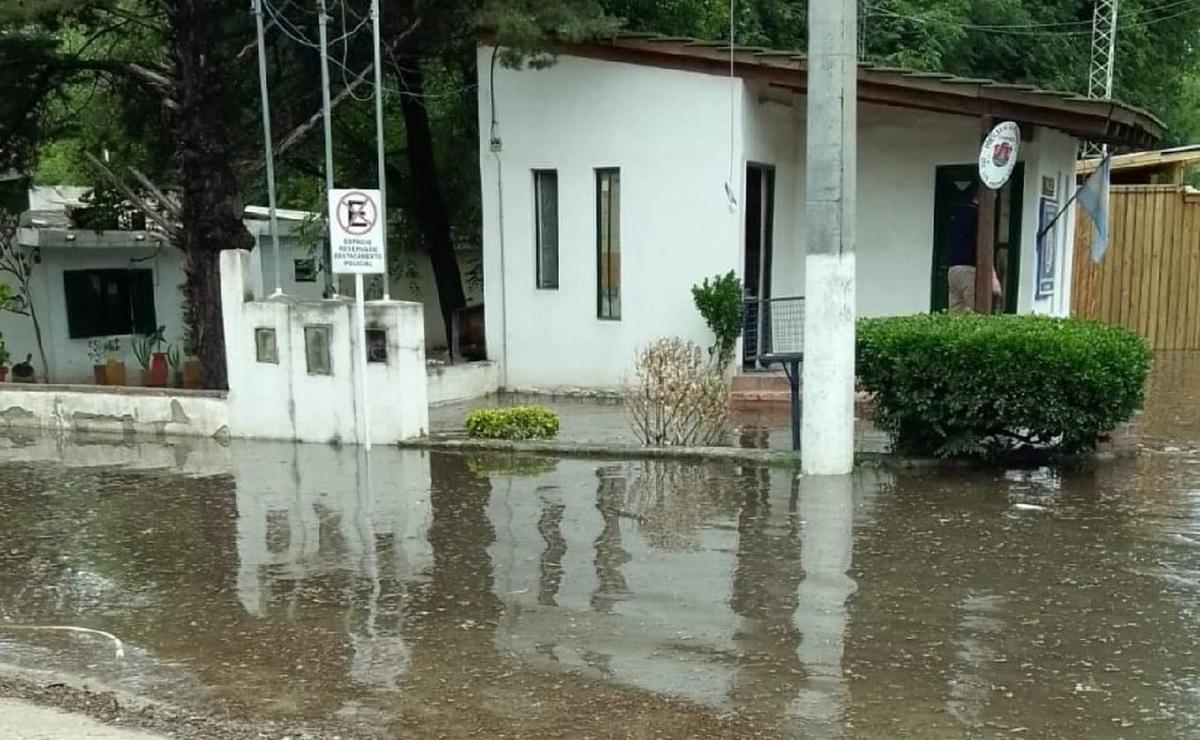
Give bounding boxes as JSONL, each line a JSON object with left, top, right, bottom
{"left": 221, "top": 249, "right": 429, "bottom": 445}
{"left": 479, "top": 49, "right": 743, "bottom": 391}
{"left": 426, "top": 360, "right": 499, "bottom": 406}
{"left": 742, "top": 91, "right": 988, "bottom": 315}
{"left": 0, "top": 384, "right": 228, "bottom": 437}
{"left": 1016, "top": 128, "right": 1078, "bottom": 317}
{"left": 480, "top": 52, "right": 1083, "bottom": 389}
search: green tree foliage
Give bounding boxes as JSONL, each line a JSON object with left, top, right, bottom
{"left": 610, "top": 0, "right": 1200, "bottom": 144}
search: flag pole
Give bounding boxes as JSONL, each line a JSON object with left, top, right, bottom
{"left": 1037, "top": 153, "right": 1110, "bottom": 240}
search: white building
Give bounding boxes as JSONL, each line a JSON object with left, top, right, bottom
{"left": 3, "top": 188, "right": 480, "bottom": 385}
{"left": 477, "top": 35, "right": 1161, "bottom": 392}
{"left": 5, "top": 187, "right": 323, "bottom": 383}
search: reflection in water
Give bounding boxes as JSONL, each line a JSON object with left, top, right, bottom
{"left": 792, "top": 475, "right": 859, "bottom": 737}
{"left": 591, "top": 466, "right": 630, "bottom": 614}
{"left": 3, "top": 421, "right": 1200, "bottom": 735}
{"left": 536, "top": 495, "right": 566, "bottom": 607}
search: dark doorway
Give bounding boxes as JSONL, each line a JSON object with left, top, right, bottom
{"left": 930, "top": 163, "right": 1024, "bottom": 314}
{"left": 743, "top": 164, "right": 776, "bottom": 369}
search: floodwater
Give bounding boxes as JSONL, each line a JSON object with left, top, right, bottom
{"left": 1, "top": 356, "right": 1200, "bottom": 737}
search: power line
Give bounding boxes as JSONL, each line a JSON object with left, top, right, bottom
{"left": 262, "top": 0, "right": 471, "bottom": 102}
{"left": 329, "top": 54, "right": 478, "bottom": 100}
{"left": 339, "top": 0, "right": 373, "bottom": 101}
{"left": 869, "top": 0, "right": 1199, "bottom": 36}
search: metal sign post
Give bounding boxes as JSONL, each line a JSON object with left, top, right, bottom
{"left": 328, "top": 188, "right": 387, "bottom": 450}
{"left": 252, "top": 0, "right": 283, "bottom": 295}
{"left": 370, "top": 0, "right": 391, "bottom": 300}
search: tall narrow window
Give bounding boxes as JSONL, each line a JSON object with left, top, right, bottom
{"left": 596, "top": 168, "right": 621, "bottom": 319}
{"left": 534, "top": 170, "right": 559, "bottom": 289}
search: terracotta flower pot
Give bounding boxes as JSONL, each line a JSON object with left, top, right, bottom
{"left": 148, "top": 352, "right": 169, "bottom": 387}
{"left": 182, "top": 358, "right": 202, "bottom": 389}
{"left": 93, "top": 364, "right": 108, "bottom": 385}
{"left": 105, "top": 359, "right": 127, "bottom": 386}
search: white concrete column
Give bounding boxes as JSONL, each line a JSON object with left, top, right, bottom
{"left": 801, "top": 0, "right": 858, "bottom": 475}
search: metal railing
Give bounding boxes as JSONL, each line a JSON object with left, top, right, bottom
{"left": 743, "top": 296, "right": 805, "bottom": 364}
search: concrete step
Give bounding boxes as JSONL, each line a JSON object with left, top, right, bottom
{"left": 730, "top": 378, "right": 877, "bottom": 412}
{"left": 730, "top": 372, "right": 793, "bottom": 408}
{"left": 730, "top": 372, "right": 790, "bottom": 393}
{"left": 730, "top": 391, "right": 794, "bottom": 408}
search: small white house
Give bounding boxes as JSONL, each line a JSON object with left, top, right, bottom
{"left": 5, "top": 187, "right": 322, "bottom": 384}
{"left": 476, "top": 34, "right": 1161, "bottom": 392}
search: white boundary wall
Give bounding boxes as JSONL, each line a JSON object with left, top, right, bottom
{"left": 221, "top": 250, "right": 429, "bottom": 445}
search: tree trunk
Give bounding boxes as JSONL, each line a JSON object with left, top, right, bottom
{"left": 172, "top": 0, "right": 252, "bottom": 390}
{"left": 27, "top": 298, "right": 49, "bottom": 384}
{"left": 396, "top": 63, "right": 466, "bottom": 355}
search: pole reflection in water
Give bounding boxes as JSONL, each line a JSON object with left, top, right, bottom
{"left": 234, "top": 442, "right": 432, "bottom": 688}
{"left": 790, "top": 473, "right": 857, "bottom": 737}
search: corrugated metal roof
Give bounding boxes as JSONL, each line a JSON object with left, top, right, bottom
{"left": 553, "top": 32, "right": 1163, "bottom": 147}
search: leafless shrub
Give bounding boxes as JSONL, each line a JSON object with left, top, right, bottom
{"left": 625, "top": 337, "right": 730, "bottom": 447}
{"left": 623, "top": 461, "right": 737, "bottom": 551}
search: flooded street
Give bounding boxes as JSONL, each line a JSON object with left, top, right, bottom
{"left": 2, "top": 356, "right": 1200, "bottom": 737}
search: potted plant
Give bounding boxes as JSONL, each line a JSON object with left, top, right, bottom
{"left": 167, "top": 341, "right": 183, "bottom": 388}
{"left": 182, "top": 338, "right": 201, "bottom": 390}
{"left": 103, "top": 338, "right": 126, "bottom": 386}
{"left": 131, "top": 328, "right": 165, "bottom": 387}
{"left": 87, "top": 339, "right": 108, "bottom": 384}
{"left": 0, "top": 337, "right": 9, "bottom": 382}
{"left": 148, "top": 325, "right": 169, "bottom": 387}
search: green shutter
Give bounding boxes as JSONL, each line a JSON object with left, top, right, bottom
{"left": 63, "top": 271, "right": 95, "bottom": 339}
{"left": 130, "top": 270, "right": 157, "bottom": 335}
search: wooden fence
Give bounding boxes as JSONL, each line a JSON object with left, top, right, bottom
{"left": 1072, "top": 185, "right": 1200, "bottom": 350}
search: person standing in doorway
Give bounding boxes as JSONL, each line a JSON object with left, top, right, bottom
{"left": 947, "top": 188, "right": 980, "bottom": 313}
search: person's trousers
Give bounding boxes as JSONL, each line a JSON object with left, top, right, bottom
{"left": 948, "top": 265, "right": 976, "bottom": 314}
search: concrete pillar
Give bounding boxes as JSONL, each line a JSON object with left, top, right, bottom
{"left": 801, "top": 0, "right": 858, "bottom": 475}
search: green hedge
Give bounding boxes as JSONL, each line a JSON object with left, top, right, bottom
{"left": 857, "top": 314, "right": 1151, "bottom": 457}
{"left": 465, "top": 405, "right": 560, "bottom": 441}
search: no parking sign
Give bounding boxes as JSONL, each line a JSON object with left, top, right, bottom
{"left": 328, "top": 188, "right": 386, "bottom": 274}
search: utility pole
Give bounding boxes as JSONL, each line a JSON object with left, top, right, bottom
{"left": 1086, "top": 0, "right": 1119, "bottom": 155}
{"left": 317, "top": 0, "right": 338, "bottom": 298}
{"left": 371, "top": 0, "right": 391, "bottom": 300}
{"left": 252, "top": 0, "right": 284, "bottom": 295}
{"left": 801, "top": 0, "right": 857, "bottom": 476}
{"left": 858, "top": 0, "right": 870, "bottom": 60}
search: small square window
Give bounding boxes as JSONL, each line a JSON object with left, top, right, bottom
{"left": 255, "top": 328, "right": 278, "bottom": 364}
{"left": 304, "top": 325, "right": 333, "bottom": 375}
{"left": 366, "top": 328, "right": 387, "bottom": 363}
{"left": 294, "top": 258, "right": 317, "bottom": 283}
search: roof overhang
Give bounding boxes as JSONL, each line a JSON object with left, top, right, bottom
{"left": 18, "top": 227, "right": 169, "bottom": 250}
{"left": 1077, "top": 144, "right": 1200, "bottom": 176}
{"left": 535, "top": 34, "right": 1163, "bottom": 149}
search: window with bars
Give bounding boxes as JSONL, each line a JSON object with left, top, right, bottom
{"left": 534, "top": 170, "right": 559, "bottom": 289}
{"left": 595, "top": 168, "right": 621, "bottom": 320}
